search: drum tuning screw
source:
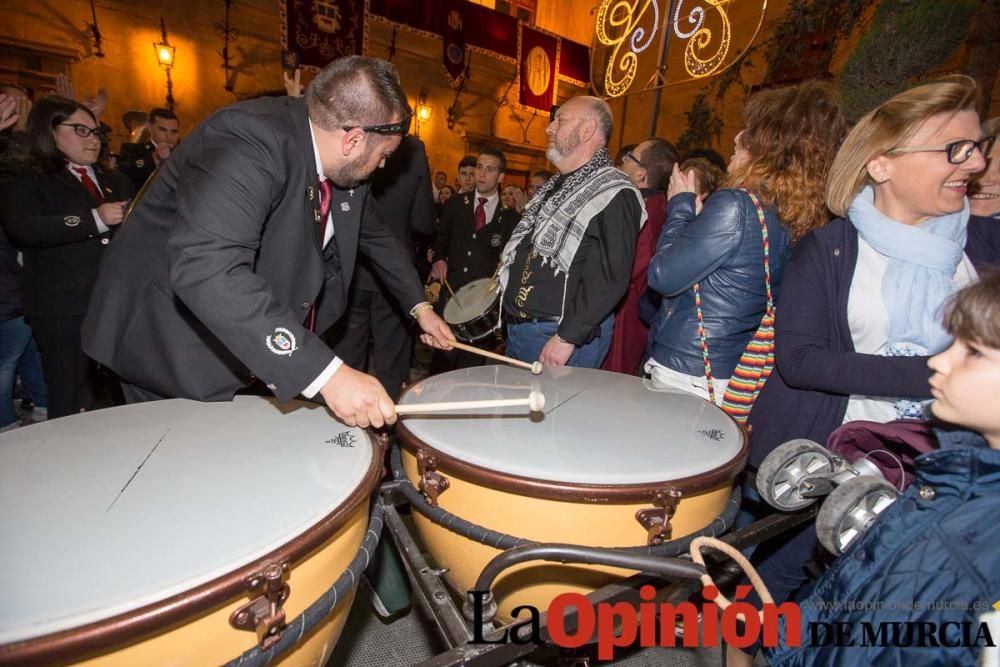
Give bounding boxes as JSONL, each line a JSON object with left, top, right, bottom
{"left": 229, "top": 561, "right": 292, "bottom": 648}
{"left": 635, "top": 488, "right": 682, "bottom": 546}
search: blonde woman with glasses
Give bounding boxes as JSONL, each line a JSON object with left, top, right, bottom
{"left": 732, "top": 76, "right": 1000, "bottom": 667}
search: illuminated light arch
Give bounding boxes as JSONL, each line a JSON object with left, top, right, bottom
{"left": 591, "top": 0, "right": 766, "bottom": 98}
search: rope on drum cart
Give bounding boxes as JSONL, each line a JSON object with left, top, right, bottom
{"left": 387, "top": 445, "right": 741, "bottom": 557}
{"left": 223, "top": 497, "right": 386, "bottom": 667}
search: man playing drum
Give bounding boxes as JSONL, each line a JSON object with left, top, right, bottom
{"left": 82, "top": 56, "right": 454, "bottom": 428}
{"left": 498, "top": 96, "right": 646, "bottom": 368}
{"left": 430, "top": 147, "right": 520, "bottom": 371}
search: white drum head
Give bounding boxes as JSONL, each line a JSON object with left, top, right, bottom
{"left": 398, "top": 366, "right": 742, "bottom": 485}
{"left": 443, "top": 278, "right": 498, "bottom": 325}
{"left": 0, "top": 397, "right": 373, "bottom": 644}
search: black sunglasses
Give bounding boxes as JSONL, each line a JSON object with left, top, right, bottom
{"left": 549, "top": 104, "right": 560, "bottom": 122}
{"left": 344, "top": 112, "right": 413, "bottom": 136}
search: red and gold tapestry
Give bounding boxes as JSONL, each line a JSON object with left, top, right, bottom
{"left": 280, "top": 0, "right": 366, "bottom": 71}
{"left": 518, "top": 25, "right": 558, "bottom": 112}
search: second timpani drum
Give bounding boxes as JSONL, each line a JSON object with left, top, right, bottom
{"left": 0, "top": 396, "right": 380, "bottom": 666}
{"left": 397, "top": 366, "right": 746, "bottom": 620}
{"left": 442, "top": 277, "right": 501, "bottom": 343}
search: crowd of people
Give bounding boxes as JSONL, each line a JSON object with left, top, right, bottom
{"left": 0, "top": 56, "right": 998, "bottom": 664}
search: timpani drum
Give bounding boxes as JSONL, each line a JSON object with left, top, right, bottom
{"left": 397, "top": 366, "right": 746, "bottom": 621}
{"left": 442, "top": 278, "right": 500, "bottom": 343}
{"left": 0, "top": 396, "right": 380, "bottom": 666}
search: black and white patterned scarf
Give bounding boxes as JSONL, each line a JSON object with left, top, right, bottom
{"left": 498, "top": 148, "right": 646, "bottom": 301}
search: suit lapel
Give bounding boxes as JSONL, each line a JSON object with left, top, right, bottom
{"left": 335, "top": 186, "right": 360, "bottom": 288}
{"left": 54, "top": 168, "right": 100, "bottom": 206}
{"left": 91, "top": 167, "right": 118, "bottom": 202}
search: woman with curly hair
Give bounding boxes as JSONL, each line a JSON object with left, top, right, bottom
{"left": 729, "top": 76, "right": 999, "bottom": 667}
{"left": 645, "top": 80, "right": 847, "bottom": 403}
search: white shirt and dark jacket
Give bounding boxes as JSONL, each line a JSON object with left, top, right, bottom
{"left": 82, "top": 96, "right": 425, "bottom": 404}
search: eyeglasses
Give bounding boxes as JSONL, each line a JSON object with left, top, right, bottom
{"left": 889, "top": 135, "right": 995, "bottom": 165}
{"left": 344, "top": 112, "right": 412, "bottom": 136}
{"left": 58, "top": 123, "right": 102, "bottom": 138}
{"left": 623, "top": 151, "right": 645, "bottom": 169}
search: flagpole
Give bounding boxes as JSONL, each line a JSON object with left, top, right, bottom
{"left": 647, "top": 0, "right": 675, "bottom": 137}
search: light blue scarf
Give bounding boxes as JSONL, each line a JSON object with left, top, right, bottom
{"left": 848, "top": 186, "right": 969, "bottom": 418}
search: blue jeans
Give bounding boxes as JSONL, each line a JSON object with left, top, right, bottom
{"left": 506, "top": 315, "right": 614, "bottom": 369}
{"left": 0, "top": 317, "right": 48, "bottom": 427}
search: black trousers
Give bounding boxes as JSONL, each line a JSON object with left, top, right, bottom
{"left": 28, "top": 314, "right": 97, "bottom": 419}
{"left": 326, "top": 288, "right": 412, "bottom": 402}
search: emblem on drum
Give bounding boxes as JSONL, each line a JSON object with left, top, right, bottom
{"left": 699, "top": 429, "right": 725, "bottom": 442}
{"left": 326, "top": 431, "right": 357, "bottom": 448}
{"left": 491, "top": 233, "right": 502, "bottom": 248}
{"left": 265, "top": 327, "right": 298, "bottom": 356}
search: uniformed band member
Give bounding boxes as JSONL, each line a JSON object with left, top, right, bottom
{"left": 326, "top": 134, "right": 436, "bottom": 401}
{"left": 455, "top": 154, "right": 476, "bottom": 193}
{"left": 498, "top": 96, "right": 646, "bottom": 368}
{"left": 0, "top": 96, "right": 133, "bottom": 418}
{"left": 82, "top": 56, "right": 454, "bottom": 428}
{"left": 117, "top": 107, "right": 180, "bottom": 190}
{"left": 430, "top": 147, "right": 520, "bottom": 371}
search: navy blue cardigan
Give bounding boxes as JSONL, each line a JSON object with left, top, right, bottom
{"left": 747, "top": 215, "right": 1000, "bottom": 468}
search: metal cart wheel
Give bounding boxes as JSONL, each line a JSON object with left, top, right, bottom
{"left": 815, "top": 475, "right": 900, "bottom": 556}
{"left": 756, "top": 439, "right": 839, "bottom": 511}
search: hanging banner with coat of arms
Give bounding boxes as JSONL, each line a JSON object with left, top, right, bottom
{"left": 518, "top": 25, "right": 559, "bottom": 112}
{"left": 442, "top": 1, "right": 467, "bottom": 86}
{"left": 279, "top": 0, "right": 367, "bottom": 71}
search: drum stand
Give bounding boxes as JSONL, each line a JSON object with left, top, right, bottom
{"left": 378, "top": 475, "right": 818, "bottom": 667}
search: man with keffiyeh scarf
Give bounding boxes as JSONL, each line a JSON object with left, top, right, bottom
{"left": 498, "top": 96, "right": 646, "bottom": 368}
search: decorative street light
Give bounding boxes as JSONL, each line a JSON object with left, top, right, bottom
{"left": 153, "top": 18, "right": 176, "bottom": 110}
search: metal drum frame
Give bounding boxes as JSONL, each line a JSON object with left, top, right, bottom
{"left": 379, "top": 471, "right": 819, "bottom": 667}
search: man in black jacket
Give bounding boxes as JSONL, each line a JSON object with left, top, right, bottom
{"left": 326, "top": 135, "right": 435, "bottom": 400}
{"left": 498, "top": 96, "right": 645, "bottom": 369}
{"left": 117, "top": 107, "right": 180, "bottom": 190}
{"left": 83, "top": 56, "right": 453, "bottom": 428}
{"left": 430, "top": 147, "right": 519, "bottom": 370}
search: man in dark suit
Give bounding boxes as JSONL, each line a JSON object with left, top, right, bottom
{"left": 429, "top": 147, "right": 520, "bottom": 371}
{"left": 83, "top": 56, "right": 454, "bottom": 428}
{"left": 326, "top": 135, "right": 435, "bottom": 401}
{"left": 117, "top": 107, "right": 180, "bottom": 190}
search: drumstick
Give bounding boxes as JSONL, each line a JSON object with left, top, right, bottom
{"left": 396, "top": 390, "right": 545, "bottom": 415}
{"left": 443, "top": 279, "right": 463, "bottom": 307}
{"left": 448, "top": 339, "right": 543, "bottom": 375}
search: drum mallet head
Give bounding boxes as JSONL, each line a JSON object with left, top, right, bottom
{"left": 528, "top": 390, "right": 546, "bottom": 412}
{"left": 530, "top": 361, "right": 543, "bottom": 375}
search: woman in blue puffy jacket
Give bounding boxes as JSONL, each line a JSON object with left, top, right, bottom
{"left": 645, "top": 80, "right": 846, "bottom": 404}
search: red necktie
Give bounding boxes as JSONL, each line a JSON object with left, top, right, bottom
{"left": 73, "top": 167, "right": 104, "bottom": 204}
{"left": 474, "top": 196, "right": 487, "bottom": 231}
{"left": 307, "top": 179, "right": 333, "bottom": 331}
{"left": 318, "top": 179, "right": 332, "bottom": 220}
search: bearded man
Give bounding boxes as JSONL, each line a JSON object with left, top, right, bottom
{"left": 83, "top": 56, "right": 453, "bottom": 428}
{"left": 498, "top": 96, "right": 646, "bottom": 368}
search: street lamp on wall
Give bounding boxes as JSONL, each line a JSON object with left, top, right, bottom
{"left": 153, "top": 18, "right": 176, "bottom": 110}
{"left": 414, "top": 87, "right": 431, "bottom": 137}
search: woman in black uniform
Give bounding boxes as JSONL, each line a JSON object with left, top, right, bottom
{"left": 0, "top": 96, "right": 133, "bottom": 418}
